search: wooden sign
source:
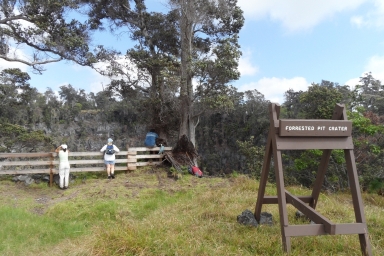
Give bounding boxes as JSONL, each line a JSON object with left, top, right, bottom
{"left": 254, "top": 103, "right": 372, "bottom": 256}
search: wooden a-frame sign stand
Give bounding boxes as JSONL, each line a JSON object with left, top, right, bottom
{"left": 254, "top": 103, "right": 372, "bottom": 255}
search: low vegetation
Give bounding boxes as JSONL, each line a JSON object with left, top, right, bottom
{"left": 0, "top": 168, "right": 383, "bottom": 256}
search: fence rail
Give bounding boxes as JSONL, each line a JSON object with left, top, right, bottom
{"left": 0, "top": 146, "right": 172, "bottom": 185}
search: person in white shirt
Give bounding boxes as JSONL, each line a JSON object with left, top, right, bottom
{"left": 100, "top": 138, "right": 120, "bottom": 179}
{"left": 55, "top": 144, "right": 70, "bottom": 189}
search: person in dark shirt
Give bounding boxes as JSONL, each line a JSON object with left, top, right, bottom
{"left": 144, "top": 129, "right": 159, "bottom": 147}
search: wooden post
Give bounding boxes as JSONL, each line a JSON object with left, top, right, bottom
{"left": 125, "top": 145, "right": 129, "bottom": 173}
{"left": 49, "top": 152, "right": 54, "bottom": 187}
{"left": 127, "top": 147, "right": 137, "bottom": 171}
{"left": 254, "top": 103, "right": 372, "bottom": 255}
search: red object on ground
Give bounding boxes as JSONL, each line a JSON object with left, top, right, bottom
{"left": 191, "top": 166, "right": 203, "bottom": 178}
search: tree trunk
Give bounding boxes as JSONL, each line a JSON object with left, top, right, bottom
{"left": 189, "top": 115, "right": 196, "bottom": 148}
{"left": 179, "top": 94, "right": 190, "bottom": 137}
{"left": 178, "top": 0, "right": 196, "bottom": 146}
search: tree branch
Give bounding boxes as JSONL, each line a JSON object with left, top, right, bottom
{"left": 0, "top": 54, "right": 62, "bottom": 66}
{"left": 0, "top": 14, "right": 30, "bottom": 24}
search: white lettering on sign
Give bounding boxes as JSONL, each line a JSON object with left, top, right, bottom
{"left": 285, "top": 126, "right": 315, "bottom": 131}
{"left": 328, "top": 126, "right": 348, "bottom": 131}
{"left": 284, "top": 125, "right": 348, "bottom": 132}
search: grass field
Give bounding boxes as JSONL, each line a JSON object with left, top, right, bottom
{"left": 0, "top": 168, "right": 383, "bottom": 255}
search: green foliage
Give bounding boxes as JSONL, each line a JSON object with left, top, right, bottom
{"left": 346, "top": 106, "right": 384, "bottom": 190}
{"left": 169, "top": 166, "right": 177, "bottom": 174}
{"left": 236, "top": 136, "right": 265, "bottom": 177}
{"left": 83, "top": 1, "right": 181, "bottom": 133}
{"left": 72, "top": 102, "right": 83, "bottom": 115}
{"left": 183, "top": 2, "right": 244, "bottom": 140}
{"left": 203, "top": 92, "right": 235, "bottom": 111}
{"left": 294, "top": 149, "right": 323, "bottom": 171}
{"left": 355, "top": 72, "right": 384, "bottom": 114}
{"left": 168, "top": 166, "right": 190, "bottom": 180}
{"left": 196, "top": 89, "right": 269, "bottom": 175}
{"left": 0, "top": 1, "right": 98, "bottom": 73}
{"left": 370, "top": 144, "right": 381, "bottom": 154}
{"left": 0, "top": 68, "right": 35, "bottom": 124}
{"left": 0, "top": 68, "right": 30, "bottom": 86}
{"left": 169, "top": 166, "right": 182, "bottom": 179}
{"left": 0, "top": 122, "right": 51, "bottom": 152}
{"left": 348, "top": 107, "right": 384, "bottom": 136}
{"left": 300, "top": 83, "right": 343, "bottom": 119}
{"left": 230, "top": 170, "right": 240, "bottom": 178}
{"left": 368, "top": 179, "right": 384, "bottom": 194}
{"left": 285, "top": 148, "right": 349, "bottom": 190}
{"left": 180, "top": 165, "right": 189, "bottom": 174}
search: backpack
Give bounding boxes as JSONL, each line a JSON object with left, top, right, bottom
{"left": 188, "top": 165, "right": 203, "bottom": 178}
{"left": 105, "top": 145, "right": 115, "bottom": 155}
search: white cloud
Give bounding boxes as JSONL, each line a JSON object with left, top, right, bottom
{"left": 350, "top": 16, "right": 365, "bottom": 27}
{"left": 350, "top": 0, "right": 384, "bottom": 28}
{"left": 71, "top": 64, "right": 111, "bottom": 94}
{"left": 343, "top": 55, "right": 384, "bottom": 90}
{"left": 0, "top": 47, "right": 30, "bottom": 72}
{"left": 238, "top": 55, "right": 259, "bottom": 76}
{"left": 237, "top": 76, "right": 310, "bottom": 104}
{"left": 365, "top": 55, "right": 384, "bottom": 81}
{"left": 344, "top": 77, "right": 361, "bottom": 90}
{"left": 238, "top": 0, "right": 368, "bottom": 31}
{"left": 89, "top": 74, "right": 111, "bottom": 94}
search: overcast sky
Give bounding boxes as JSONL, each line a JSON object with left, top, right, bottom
{"left": 1, "top": 0, "right": 384, "bottom": 104}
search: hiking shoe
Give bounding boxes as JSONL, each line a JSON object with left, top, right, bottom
{"left": 64, "top": 186, "right": 68, "bottom": 189}
{"left": 111, "top": 174, "right": 115, "bottom": 179}
{"left": 60, "top": 187, "right": 65, "bottom": 190}
{"left": 108, "top": 176, "right": 111, "bottom": 180}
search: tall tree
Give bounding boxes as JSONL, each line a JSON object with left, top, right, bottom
{"left": 169, "top": 0, "right": 244, "bottom": 146}
{"left": 39, "top": 87, "right": 60, "bottom": 128}
{"left": 82, "top": 0, "right": 180, "bottom": 139}
{"left": 355, "top": 72, "right": 384, "bottom": 114}
{"left": 0, "top": 68, "right": 35, "bottom": 123}
{"left": 299, "top": 82, "right": 343, "bottom": 119}
{"left": 0, "top": 0, "right": 97, "bottom": 73}
{"left": 283, "top": 89, "right": 304, "bottom": 119}
{"left": 83, "top": 0, "right": 244, "bottom": 147}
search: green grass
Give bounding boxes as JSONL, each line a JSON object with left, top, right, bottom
{"left": 0, "top": 170, "right": 383, "bottom": 256}
{"left": 0, "top": 206, "right": 88, "bottom": 255}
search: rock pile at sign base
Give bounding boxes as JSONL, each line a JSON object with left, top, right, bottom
{"left": 237, "top": 209, "right": 258, "bottom": 227}
{"left": 237, "top": 209, "right": 274, "bottom": 227}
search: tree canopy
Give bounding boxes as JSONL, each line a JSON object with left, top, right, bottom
{"left": 0, "top": 0, "right": 97, "bottom": 73}
{"left": 79, "top": 0, "right": 244, "bottom": 147}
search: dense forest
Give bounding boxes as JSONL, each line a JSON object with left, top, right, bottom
{"left": 1, "top": 1, "right": 384, "bottom": 194}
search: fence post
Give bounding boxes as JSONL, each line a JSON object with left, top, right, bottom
{"left": 49, "top": 152, "right": 54, "bottom": 187}
{"left": 125, "top": 144, "right": 129, "bottom": 173}
{"left": 127, "top": 146, "right": 137, "bottom": 171}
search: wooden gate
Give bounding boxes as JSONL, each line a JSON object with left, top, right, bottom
{"left": 254, "top": 103, "right": 372, "bottom": 255}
